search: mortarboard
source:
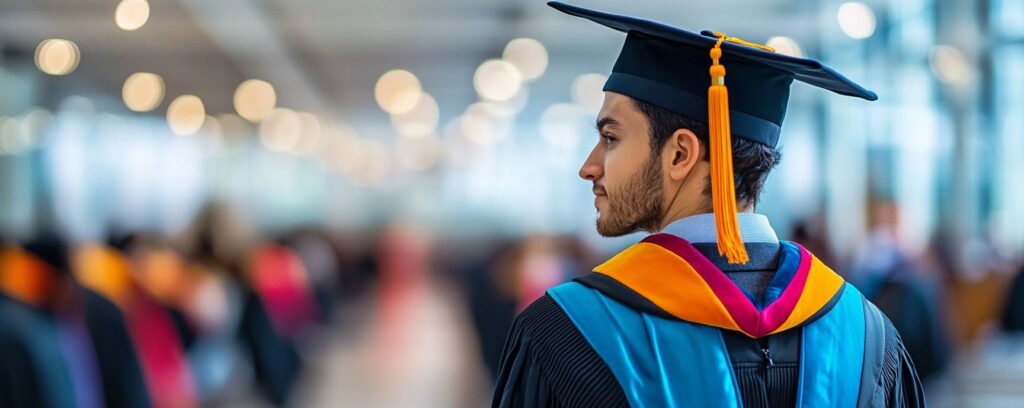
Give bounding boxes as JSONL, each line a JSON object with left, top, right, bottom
{"left": 549, "top": 1, "right": 877, "bottom": 264}
{"left": 23, "top": 236, "right": 71, "bottom": 274}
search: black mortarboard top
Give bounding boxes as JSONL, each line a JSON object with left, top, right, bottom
{"left": 549, "top": 2, "right": 878, "bottom": 265}
{"left": 548, "top": 1, "right": 877, "bottom": 147}
{"left": 23, "top": 235, "right": 71, "bottom": 275}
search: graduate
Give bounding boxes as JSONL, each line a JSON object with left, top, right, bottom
{"left": 493, "top": 3, "right": 926, "bottom": 407}
{"left": 0, "top": 237, "right": 152, "bottom": 408}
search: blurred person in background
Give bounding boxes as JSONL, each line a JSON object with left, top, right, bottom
{"left": 279, "top": 227, "right": 345, "bottom": 323}
{"left": 1, "top": 236, "right": 150, "bottom": 408}
{"left": 180, "top": 202, "right": 320, "bottom": 406}
{"left": 371, "top": 224, "right": 432, "bottom": 376}
{"left": 1001, "top": 262, "right": 1024, "bottom": 333}
{"left": 136, "top": 235, "right": 248, "bottom": 406}
{"left": 99, "top": 233, "right": 199, "bottom": 408}
{"left": 464, "top": 238, "right": 521, "bottom": 382}
{"left": 466, "top": 235, "right": 588, "bottom": 382}
{"left": 508, "top": 235, "right": 578, "bottom": 313}
{"left": 850, "top": 201, "right": 951, "bottom": 384}
{"left": 240, "top": 239, "right": 326, "bottom": 405}
{"left": 361, "top": 222, "right": 491, "bottom": 407}
{"left": 493, "top": 3, "right": 924, "bottom": 407}
{"left": 789, "top": 214, "right": 836, "bottom": 269}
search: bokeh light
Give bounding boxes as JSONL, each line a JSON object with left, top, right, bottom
{"left": 929, "top": 45, "right": 974, "bottom": 87}
{"left": 458, "top": 112, "right": 506, "bottom": 146}
{"left": 391, "top": 93, "right": 440, "bottom": 139}
{"left": 474, "top": 59, "right": 523, "bottom": 102}
{"left": 837, "top": 2, "right": 877, "bottom": 39}
{"left": 115, "top": 0, "right": 150, "bottom": 31}
{"left": 766, "top": 36, "right": 805, "bottom": 58}
{"left": 502, "top": 38, "right": 548, "bottom": 81}
{"left": 234, "top": 79, "right": 277, "bottom": 122}
{"left": 292, "top": 112, "right": 325, "bottom": 155}
{"left": 375, "top": 70, "right": 423, "bottom": 114}
{"left": 122, "top": 72, "right": 165, "bottom": 112}
{"left": 540, "top": 103, "right": 586, "bottom": 148}
{"left": 166, "top": 95, "right": 206, "bottom": 136}
{"left": 319, "top": 122, "right": 361, "bottom": 175}
{"left": 35, "top": 39, "right": 80, "bottom": 76}
{"left": 259, "top": 108, "right": 302, "bottom": 152}
{"left": 571, "top": 73, "right": 607, "bottom": 115}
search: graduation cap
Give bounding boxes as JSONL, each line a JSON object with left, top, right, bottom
{"left": 549, "top": 1, "right": 877, "bottom": 264}
{"left": 23, "top": 235, "right": 71, "bottom": 275}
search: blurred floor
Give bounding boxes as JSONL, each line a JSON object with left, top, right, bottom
{"left": 286, "top": 278, "right": 491, "bottom": 408}
{"left": 928, "top": 335, "right": 1024, "bottom": 408}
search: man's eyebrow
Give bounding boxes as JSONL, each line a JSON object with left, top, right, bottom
{"left": 596, "top": 116, "right": 621, "bottom": 132}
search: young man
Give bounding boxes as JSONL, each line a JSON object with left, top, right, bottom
{"left": 492, "top": 2, "right": 926, "bottom": 407}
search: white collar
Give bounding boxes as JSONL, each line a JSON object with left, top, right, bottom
{"left": 659, "top": 213, "right": 779, "bottom": 244}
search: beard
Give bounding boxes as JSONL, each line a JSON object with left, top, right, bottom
{"left": 596, "top": 157, "right": 664, "bottom": 237}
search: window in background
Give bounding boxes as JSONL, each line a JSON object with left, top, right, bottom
{"left": 991, "top": 25, "right": 1024, "bottom": 252}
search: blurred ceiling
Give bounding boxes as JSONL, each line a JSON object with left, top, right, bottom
{"left": 0, "top": 0, "right": 821, "bottom": 127}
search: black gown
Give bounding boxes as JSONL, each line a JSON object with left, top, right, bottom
{"left": 492, "top": 243, "right": 926, "bottom": 408}
{"left": 81, "top": 289, "right": 152, "bottom": 408}
{"left": 0, "top": 293, "right": 76, "bottom": 408}
{"left": 0, "top": 289, "right": 152, "bottom": 408}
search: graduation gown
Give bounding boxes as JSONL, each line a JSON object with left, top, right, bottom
{"left": 1002, "top": 264, "right": 1024, "bottom": 333}
{"left": 864, "top": 273, "right": 949, "bottom": 383}
{"left": 0, "top": 293, "right": 77, "bottom": 408}
{"left": 492, "top": 234, "right": 925, "bottom": 407}
{"left": 81, "top": 289, "right": 152, "bottom": 408}
{"left": 0, "top": 265, "right": 147, "bottom": 408}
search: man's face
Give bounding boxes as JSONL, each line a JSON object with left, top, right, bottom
{"left": 579, "top": 92, "right": 664, "bottom": 237}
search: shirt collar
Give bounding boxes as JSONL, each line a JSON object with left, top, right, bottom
{"left": 659, "top": 213, "right": 779, "bottom": 244}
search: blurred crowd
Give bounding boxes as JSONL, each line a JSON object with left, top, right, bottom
{"left": 0, "top": 202, "right": 376, "bottom": 407}
{"left": 2, "top": 197, "right": 1024, "bottom": 407}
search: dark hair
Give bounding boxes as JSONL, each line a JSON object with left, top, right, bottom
{"left": 632, "top": 98, "right": 781, "bottom": 208}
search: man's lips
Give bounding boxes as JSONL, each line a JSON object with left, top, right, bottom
{"left": 593, "top": 185, "right": 607, "bottom": 211}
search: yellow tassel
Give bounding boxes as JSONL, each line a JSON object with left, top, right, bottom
{"left": 708, "top": 34, "right": 749, "bottom": 264}
{"left": 713, "top": 32, "right": 776, "bottom": 53}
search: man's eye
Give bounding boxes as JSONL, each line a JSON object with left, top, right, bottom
{"left": 601, "top": 134, "right": 618, "bottom": 144}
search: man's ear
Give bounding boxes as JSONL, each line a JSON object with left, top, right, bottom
{"left": 663, "top": 128, "right": 701, "bottom": 182}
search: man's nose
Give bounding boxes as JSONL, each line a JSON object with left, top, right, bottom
{"left": 579, "top": 148, "right": 603, "bottom": 181}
